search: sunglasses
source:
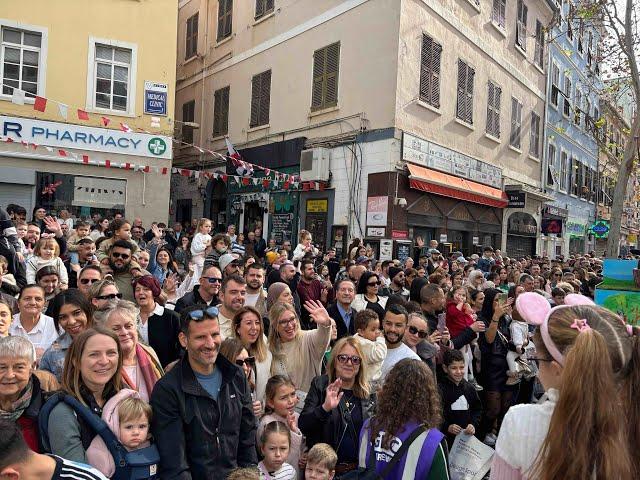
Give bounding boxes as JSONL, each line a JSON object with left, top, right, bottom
{"left": 204, "top": 277, "right": 222, "bottom": 284}
{"left": 96, "top": 293, "right": 123, "bottom": 301}
{"left": 235, "top": 356, "right": 256, "bottom": 367}
{"left": 111, "top": 252, "right": 130, "bottom": 260}
{"left": 188, "top": 306, "right": 219, "bottom": 320}
{"left": 80, "top": 278, "right": 100, "bottom": 285}
{"left": 368, "top": 281, "right": 381, "bottom": 286}
{"left": 408, "top": 325, "right": 429, "bottom": 338}
{"left": 336, "top": 354, "right": 361, "bottom": 365}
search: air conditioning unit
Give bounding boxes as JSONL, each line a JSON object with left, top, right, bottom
{"left": 300, "top": 148, "right": 330, "bottom": 182}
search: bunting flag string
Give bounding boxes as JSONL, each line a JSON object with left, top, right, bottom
{"left": 4, "top": 83, "right": 301, "bottom": 185}
{"left": 0, "top": 135, "right": 326, "bottom": 190}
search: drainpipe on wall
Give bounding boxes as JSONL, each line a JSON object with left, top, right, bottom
{"left": 541, "top": 33, "right": 554, "bottom": 257}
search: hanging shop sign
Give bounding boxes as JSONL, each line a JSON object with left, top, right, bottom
{"left": 507, "top": 192, "right": 526, "bottom": 208}
{"left": 306, "top": 199, "right": 328, "bottom": 213}
{"left": 590, "top": 220, "right": 610, "bottom": 239}
{"left": 366, "top": 196, "right": 388, "bottom": 226}
{"left": 367, "top": 227, "right": 385, "bottom": 238}
{"left": 391, "top": 230, "right": 409, "bottom": 239}
{"left": 566, "top": 222, "right": 586, "bottom": 238}
{"left": 543, "top": 205, "right": 569, "bottom": 219}
{"left": 402, "top": 132, "right": 502, "bottom": 189}
{"left": 1, "top": 115, "right": 171, "bottom": 159}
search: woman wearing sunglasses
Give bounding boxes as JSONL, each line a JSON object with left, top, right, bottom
{"left": 233, "top": 306, "right": 272, "bottom": 403}
{"left": 352, "top": 271, "right": 387, "bottom": 320}
{"left": 41, "top": 290, "right": 94, "bottom": 381}
{"left": 88, "top": 278, "right": 123, "bottom": 311}
{"left": 403, "top": 312, "right": 440, "bottom": 376}
{"left": 299, "top": 337, "right": 374, "bottom": 476}
{"left": 219, "top": 337, "right": 262, "bottom": 416}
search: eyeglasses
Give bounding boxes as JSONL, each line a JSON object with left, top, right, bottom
{"left": 204, "top": 277, "right": 222, "bottom": 284}
{"left": 96, "top": 293, "right": 123, "bottom": 301}
{"left": 188, "top": 306, "right": 219, "bottom": 320}
{"left": 111, "top": 252, "right": 130, "bottom": 260}
{"left": 367, "top": 281, "right": 381, "bottom": 286}
{"left": 408, "top": 325, "right": 429, "bottom": 338}
{"left": 336, "top": 354, "right": 361, "bottom": 365}
{"left": 235, "top": 356, "right": 256, "bottom": 367}
{"left": 80, "top": 278, "right": 100, "bottom": 285}
{"left": 278, "top": 317, "right": 297, "bottom": 327}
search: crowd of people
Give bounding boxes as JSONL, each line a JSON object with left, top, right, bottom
{"left": 1, "top": 203, "right": 640, "bottom": 480}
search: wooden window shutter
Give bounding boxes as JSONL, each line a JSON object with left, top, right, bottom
{"left": 311, "top": 48, "right": 324, "bottom": 110}
{"left": 259, "top": 70, "right": 271, "bottom": 126}
{"left": 213, "top": 86, "right": 229, "bottom": 137}
{"left": 456, "top": 60, "right": 467, "bottom": 122}
{"left": 420, "top": 35, "right": 441, "bottom": 108}
{"left": 325, "top": 42, "right": 340, "bottom": 107}
{"left": 217, "top": 0, "right": 232, "bottom": 41}
{"left": 486, "top": 81, "right": 494, "bottom": 135}
{"left": 465, "top": 65, "right": 475, "bottom": 124}
{"left": 255, "top": 0, "right": 264, "bottom": 19}
{"left": 494, "top": 84, "right": 501, "bottom": 137}
{"left": 250, "top": 74, "right": 261, "bottom": 127}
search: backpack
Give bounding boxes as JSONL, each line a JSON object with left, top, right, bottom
{"left": 339, "top": 423, "right": 441, "bottom": 480}
{"left": 38, "top": 392, "right": 160, "bottom": 480}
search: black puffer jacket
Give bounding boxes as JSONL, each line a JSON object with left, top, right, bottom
{"left": 299, "top": 375, "right": 375, "bottom": 457}
{"left": 150, "top": 354, "right": 257, "bottom": 479}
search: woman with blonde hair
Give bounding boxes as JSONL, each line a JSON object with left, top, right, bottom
{"left": 268, "top": 300, "right": 332, "bottom": 393}
{"left": 491, "top": 293, "right": 640, "bottom": 480}
{"left": 233, "top": 306, "right": 272, "bottom": 402}
{"left": 299, "top": 337, "right": 373, "bottom": 476}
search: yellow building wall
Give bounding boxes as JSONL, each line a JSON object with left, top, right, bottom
{"left": 0, "top": 0, "right": 177, "bottom": 136}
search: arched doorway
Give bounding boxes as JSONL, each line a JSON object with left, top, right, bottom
{"left": 205, "top": 179, "right": 227, "bottom": 233}
{"left": 506, "top": 212, "right": 538, "bottom": 257}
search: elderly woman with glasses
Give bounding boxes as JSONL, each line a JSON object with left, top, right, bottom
{"left": 0, "top": 336, "right": 59, "bottom": 452}
{"left": 41, "top": 290, "right": 94, "bottom": 381}
{"left": 98, "top": 300, "right": 164, "bottom": 401}
{"left": 268, "top": 300, "right": 332, "bottom": 394}
{"left": 299, "top": 337, "right": 374, "bottom": 476}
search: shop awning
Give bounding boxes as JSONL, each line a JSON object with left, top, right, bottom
{"left": 407, "top": 164, "right": 508, "bottom": 208}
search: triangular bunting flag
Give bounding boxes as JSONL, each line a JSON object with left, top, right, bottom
{"left": 124, "top": 163, "right": 132, "bottom": 170}
{"left": 11, "top": 89, "right": 26, "bottom": 105}
{"left": 101, "top": 117, "right": 111, "bottom": 127}
{"left": 77, "top": 109, "right": 89, "bottom": 120}
{"left": 105, "top": 160, "right": 111, "bottom": 168}
{"left": 263, "top": 179, "right": 271, "bottom": 188}
{"left": 57, "top": 103, "right": 68, "bottom": 120}
{"left": 33, "top": 96, "right": 47, "bottom": 112}
{"left": 120, "top": 123, "right": 132, "bottom": 133}
{"left": 82, "top": 155, "right": 89, "bottom": 164}
{"left": 58, "top": 149, "right": 67, "bottom": 157}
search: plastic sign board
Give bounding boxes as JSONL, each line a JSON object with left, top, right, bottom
{"left": 591, "top": 220, "right": 610, "bottom": 239}
{"left": 144, "top": 81, "right": 168, "bottom": 116}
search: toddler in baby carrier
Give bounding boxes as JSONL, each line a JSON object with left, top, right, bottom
{"left": 39, "top": 391, "right": 160, "bottom": 480}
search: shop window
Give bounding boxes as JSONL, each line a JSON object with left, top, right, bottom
{"left": 36, "top": 172, "right": 126, "bottom": 219}
{"left": 1, "top": 26, "right": 43, "bottom": 98}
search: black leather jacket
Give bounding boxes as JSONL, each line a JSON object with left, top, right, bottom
{"left": 150, "top": 355, "right": 257, "bottom": 479}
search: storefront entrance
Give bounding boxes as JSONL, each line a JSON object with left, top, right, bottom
{"left": 506, "top": 212, "right": 537, "bottom": 258}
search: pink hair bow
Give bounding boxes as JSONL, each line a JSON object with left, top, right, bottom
{"left": 570, "top": 319, "right": 591, "bottom": 332}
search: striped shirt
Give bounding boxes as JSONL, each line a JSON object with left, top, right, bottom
{"left": 50, "top": 455, "right": 109, "bottom": 480}
{"left": 258, "top": 461, "right": 297, "bottom": 480}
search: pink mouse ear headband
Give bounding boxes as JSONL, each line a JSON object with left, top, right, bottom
{"left": 515, "top": 293, "right": 596, "bottom": 366}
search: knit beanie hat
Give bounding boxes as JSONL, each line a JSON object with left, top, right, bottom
{"left": 388, "top": 266, "right": 403, "bottom": 281}
{"left": 267, "top": 282, "right": 288, "bottom": 311}
{"left": 133, "top": 274, "right": 162, "bottom": 298}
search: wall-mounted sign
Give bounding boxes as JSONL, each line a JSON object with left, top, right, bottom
{"left": 306, "top": 199, "right": 328, "bottom": 213}
{"left": 566, "top": 222, "right": 586, "bottom": 237}
{"left": 590, "top": 220, "right": 610, "bottom": 239}
{"left": 366, "top": 196, "right": 388, "bottom": 226}
{"left": 380, "top": 239, "right": 393, "bottom": 261}
{"left": 543, "top": 205, "right": 569, "bottom": 219}
{"left": 439, "top": 233, "right": 448, "bottom": 243}
{"left": 1, "top": 115, "right": 171, "bottom": 159}
{"left": 402, "top": 132, "right": 502, "bottom": 189}
{"left": 391, "top": 230, "right": 408, "bottom": 239}
{"left": 507, "top": 191, "right": 526, "bottom": 208}
{"left": 367, "top": 227, "right": 385, "bottom": 238}
{"left": 473, "top": 236, "right": 480, "bottom": 245}
{"left": 144, "top": 81, "right": 168, "bottom": 116}
{"left": 507, "top": 212, "right": 537, "bottom": 236}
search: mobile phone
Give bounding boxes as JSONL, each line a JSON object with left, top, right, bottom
{"left": 497, "top": 293, "right": 508, "bottom": 305}
{"left": 437, "top": 313, "right": 446, "bottom": 333}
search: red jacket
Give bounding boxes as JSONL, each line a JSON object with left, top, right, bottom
{"left": 18, "top": 416, "right": 39, "bottom": 452}
{"left": 445, "top": 300, "right": 474, "bottom": 339}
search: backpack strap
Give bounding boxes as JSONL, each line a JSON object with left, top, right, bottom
{"left": 378, "top": 424, "right": 427, "bottom": 478}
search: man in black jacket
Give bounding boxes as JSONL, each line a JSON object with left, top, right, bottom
{"left": 151, "top": 305, "right": 257, "bottom": 479}
{"left": 174, "top": 265, "right": 221, "bottom": 313}
{"left": 327, "top": 278, "right": 357, "bottom": 339}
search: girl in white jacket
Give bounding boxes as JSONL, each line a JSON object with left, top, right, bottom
{"left": 25, "top": 238, "right": 68, "bottom": 288}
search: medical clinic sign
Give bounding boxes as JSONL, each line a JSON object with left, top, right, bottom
{"left": 0, "top": 115, "right": 171, "bottom": 159}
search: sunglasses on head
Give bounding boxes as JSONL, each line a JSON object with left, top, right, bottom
{"left": 336, "top": 354, "right": 361, "bottom": 365}
{"left": 96, "top": 293, "right": 123, "bottom": 301}
{"left": 408, "top": 325, "right": 429, "bottom": 338}
{"left": 188, "top": 306, "right": 219, "bottom": 320}
{"left": 80, "top": 278, "right": 100, "bottom": 285}
{"left": 111, "top": 252, "right": 130, "bottom": 260}
{"left": 235, "top": 356, "right": 256, "bottom": 367}
{"left": 203, "top": 277, "right": 222, "bottom": 284}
